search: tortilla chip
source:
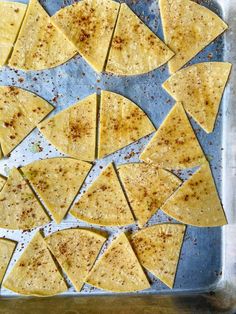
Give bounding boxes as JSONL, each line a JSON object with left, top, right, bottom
{"left": 98, "top": 91, "right": 155, "bottom": 159}
{"left": 52, "top": 0, "right": 120, "bottom": 72}
{"left": 163, "top": 62, "right": 232, "bottom": 133}
{"left": 70, "top": 163, "right": 134, "bottom": 226}
{"left": 159, "top": 0, "right": 228, "bottom": 74}
{"left": 131, "top": 224, "right": 185, "bottom": 289}
{"left": 0, "top": 86, "right": 53, "bottom": 157}
{"left": 0, "top": 239, "right": 16, "bottom": 284}
{"left": 140, "top": 102, "right": 206, "bottom": 170}
{"left": 0, "top": 168, "right": 50, "bottom": 230}
{"left": 86, "top": 233, "right": 150, "bottom": 292}
{"left": 9, "top": 0, "right": 77, "bottom": 71}
{"left": 38, "top": 94, "right": 97, "bottom": 161}
{"left": 0, "top": 2, "right": 26, "bottom": 66}
{"left": 118, "top": 163, "right": 181, "bottom": 227}
{"left": 22, "top": 158, "right": 92, "bottom": 224}
{"left": 46, "top": 229, "right": 106, "bottom": 291}
{"left": 161, "top": 163, "right": 227, "bottom": 227}
{"left": 0, "top": 175, "right": 6, "bottom": 191}
{"left": 3, "top": 232, "right": 67, "bottom": 296}
{"left": 106, "top": 3, "right": 174, "bottom": 75}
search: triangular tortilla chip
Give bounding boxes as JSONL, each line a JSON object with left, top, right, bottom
{"left": 163, "top": 62, "right": 232, "bottom": 133}
{"left": 98, "top": 91, "right": 155, "bottom": 159}
{"left": 0, "top": 168, "right": 50, "bottom": 230}
{"left": 118, "top": 163, "right": 181, "bottom": 227}
{"left": 0, "top": 86, "right": 53, "bottom": 157}
{"left": 8, "top": 0, "right": 77, "bottom": 71}
{"left": 86, "top": 233, "right": 150, "bottom": 292}
{"left": 131, "top": 224, "right": 185, "bottom": 289}
{"left": 3, "top": 232, "right": 67, "bottom": 296}
{"left": 0, "top": 239, "right": 16, "bottom": 284}
{"left": 161, "top": 163, "right": 227, "bottom": 227}
{"left": 52, "top": 0, "right": 120, "bottom": 72}
{"left": 106, "top": 3, "right": 174, "bottom": 75}
{"left": 159, "top": 0, "right": 228, "bottom": 73}
{"left": 0, "top": 175, "right": 6, "bottom": 191}
{"left": 0, "top": 2, "right": 26, "bottom": 66}
{"left": 46, "top": 229, "right": 106, "bottom": 291}
{"left": 22, "top": 158, "right": 92, "bottom": 224}
{"left": 140, "top": 102, "right": 206, "bottom": 170}
{"left": 38, "top": 94, "right": 97, "bottom": 161}
{"left": 70, "top": 163, "right": 134, "bottom": 226}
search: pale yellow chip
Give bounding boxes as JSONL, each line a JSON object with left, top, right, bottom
{"left": 38, "top": 94, "right": 97, "bottom": 162}
{"left": 131, "top": 224, "right": 185, "bottom": 289}
{"left": 46, "top": 229, "right": 106, "bottom": 292}
{"left": 70, "top": 163, "right": 134, "bottom": 226}
{"left": 0, "top": 168, "right": 50, "bottom": 230}
{"left": 86, "top": 233, "right": 150, "bottom": 292}
{"left": 159, "top": 0, "right": 228, "bottom": 74}
{"left": 118, "top": 163, "right": 181, "bottom": 227}
{"left": 0, "top": 239, "right": 16, "bottom": 284}
{"left": 0, "top": 86, "right": 53, "bottom": 157}
{"left": 140, "top": 102, "right": 206, "bottom": 170}
{"left": 0, "top": 2, "right": 26, "bottom": 66}
{"left": 3, "top": 232, "right": 67, "bottom": 296}
{"left": 98, "top": 91, "right": 155, "bottom": 159}
{"left": 22, "top": 158, "right": 92, "bottom": 224}
{"left": 106, "top": 3, "right": 174, "bottom": 75}
{"left": 9, "top": 0, "right": 77, "bottom": 71}
{"left": 52, "top": 0, "right": 120, "bottom": 72}
{"left": 0, "top": 175, "right": 6, "bottom": 191}
{"left": 161, "top": 163, "right": 227, "bottom": 227}
{"left": 163, "top": 62, "right": 232, "bottom": 133}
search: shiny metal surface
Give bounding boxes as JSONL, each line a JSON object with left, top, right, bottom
{"left": 0, "top": 0, "right": 235, "bottom": 312}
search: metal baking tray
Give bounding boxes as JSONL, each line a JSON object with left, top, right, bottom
{"left": 0, "top": 0, "right": 236, "bottom": 313}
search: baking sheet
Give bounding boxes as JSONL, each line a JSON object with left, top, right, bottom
{"left": 0, "top": 0, "right": 227, "bottom": 296}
